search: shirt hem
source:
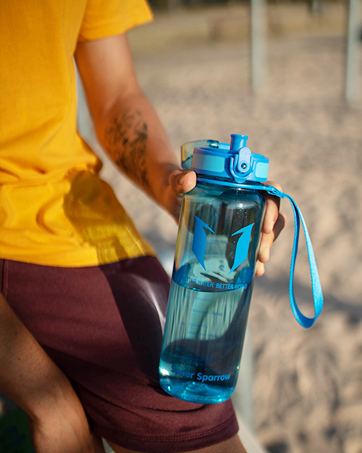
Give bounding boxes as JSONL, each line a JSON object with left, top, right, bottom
{"left": 0, "top": 246, "right": 156, "bottom": 268}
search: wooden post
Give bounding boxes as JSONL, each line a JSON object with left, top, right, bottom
{"left": 251, "top": 0, "right": 267, "bottom": 92}
{"left": 345, "top": 0, "right": 361, "bottom": 105}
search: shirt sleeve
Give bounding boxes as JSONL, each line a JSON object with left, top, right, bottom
{"left": 78, "top": 0, "right": 153, "bottom": 42}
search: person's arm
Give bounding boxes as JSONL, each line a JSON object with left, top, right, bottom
{"left": 75, "top": 33, "right": 286, "bottom": 275}
{"left": 75, "top": 34, "right": 195, "bottom": 222}
{"left": 0, "top": 293, "right": 103, "bottom": 453}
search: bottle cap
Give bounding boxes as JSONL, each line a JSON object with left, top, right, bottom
{"left": 181, "top": 134, "right": 269, "bottom": 186}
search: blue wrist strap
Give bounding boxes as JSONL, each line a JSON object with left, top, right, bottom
{"left": 239, "top": 183, "right": 324, "bottom": 328}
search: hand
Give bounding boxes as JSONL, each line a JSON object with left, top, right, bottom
{"left": 167, "top": 171, "right": 286, "bottom": 276}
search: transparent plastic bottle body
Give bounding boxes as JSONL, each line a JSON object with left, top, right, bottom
{"left": 159, "top": 182, "right": 266, "bottom": 404}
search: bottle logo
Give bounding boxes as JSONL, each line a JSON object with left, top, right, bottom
{"left": 192, "top": 215, "right": 254, "bottom": 273}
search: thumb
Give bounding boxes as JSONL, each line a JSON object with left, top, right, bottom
{"left": 169, "top": 169, "right": 197, "bottom": 195}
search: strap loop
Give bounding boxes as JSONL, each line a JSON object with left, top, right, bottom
{"left": 239, "top": 183, "right": 324, "bottom": 328}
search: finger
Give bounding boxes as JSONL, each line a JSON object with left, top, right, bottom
{"left": 169, "top": 170, "right": 197, "bottom": 195}
{"left": 165, "top": 170, "right": 196, "bottom": 223}
{"left": 263, "top": 196, "right": 280, "bottom": 234}
{"left": 262, "top": 181, "right": 283, "bottom": 234}
{"left": 258, "top": 232, "right": 273, "bottom": 264}
{"left": 258, "top": 211, "right": 287, "bottom": 263}
{"left": 273, "top": 210, "right": 287, "bottom": 242}
{"left": 255, "top": 261, "right": 265, "bottom": 277}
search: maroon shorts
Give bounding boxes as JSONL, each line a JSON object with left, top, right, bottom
{"left": 0, "top": 257, "right": 238, "bottom": 452}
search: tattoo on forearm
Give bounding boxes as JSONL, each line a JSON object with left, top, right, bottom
{"left": 104, "top": 108, "right": 152, "bottom": 195}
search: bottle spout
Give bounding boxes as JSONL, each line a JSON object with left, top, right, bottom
{"left": 230, "top": 134, "right": 248, "bottom": 151}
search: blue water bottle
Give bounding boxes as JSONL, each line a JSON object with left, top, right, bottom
{"left": 159, "top": 133, "right": 324, "bottom": 404}
{"left": 159, "top": 134, "right": 270, "bottom": 404}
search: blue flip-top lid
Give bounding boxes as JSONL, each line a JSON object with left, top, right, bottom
{"left": 181, "top": 134, "right": 269, "bottom": 186}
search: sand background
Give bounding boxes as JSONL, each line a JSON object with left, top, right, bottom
{"left": 83, "top": 3, "right": 362, "bottom": 452}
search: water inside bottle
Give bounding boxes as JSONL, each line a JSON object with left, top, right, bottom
{"left": 159, "top": 271, "right": 252, "bottom": 404}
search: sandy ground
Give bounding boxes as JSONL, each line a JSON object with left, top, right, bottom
{"left": 83, "top": 3, "right": 361, "bottom": 452}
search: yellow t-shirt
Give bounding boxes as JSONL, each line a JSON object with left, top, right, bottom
{"left": 0, "top": 0, "right": 155, "bottom": 267}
